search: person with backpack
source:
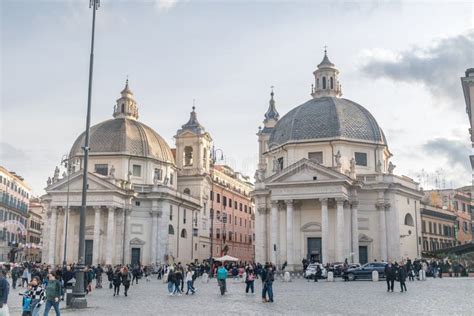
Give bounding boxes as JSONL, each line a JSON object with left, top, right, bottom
{"left": 245, "top": 268, "right": 255, "bottom": 294}
{"left": 121, "top": 267, "right": 131, "bottom": 297}
{"left": 216, "top": 263, "right": 228, "bottom": 296}
{"left": 20, "top": 277, "right": 45, "bottom": 316}
{"left": 112, "top": 268, "right": 122, "bottom": 297}
{"left": 43, "top": 273, "right": 61, "bottom": 316}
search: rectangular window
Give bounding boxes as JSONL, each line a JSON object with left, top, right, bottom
{"left": 239, "top": 203, "right": 243, "bottom": 211}
{"left": 433, "top": 224, "right": 437, "bottom": 235}
{"left": 193, "top": 228, "right": 198, "bottom": 237}
{"left": 94, "top": 164, "right": 108, "bottom": 176}
{"left": 132, "top": 164, "right": 142, "bottom": 177}
{"left": 229, "top": 199, "right": 232, "bottom": 208}
{"left": 170, "top": 205, "right": 173, "bottom": 221}
{"left": 429, "top": 222, "right": 432, "bottom": 234}
{"left": 216, "top": 229, "right": 220, "bottom": 239}
{"left": 354, "top": 152, "right": 367, "bottom": 166}
{"left": 217, "top": 194, "right": 220, "bottom": 203}
{"left": 229, "top": 215, "right": 231, "bottom": 224}
{"left": 183, "top": 209, "right": 186, "bottom": 224}
{"left": 422, "top": 220, "right": 426, "bottom": 233}
{"left": 135, "top": 201, "right": 140, "bottom": 206}
{"left": 308, "top": 152, "right": 323, "bottom": 164}
{"left": 223, "top": 196, "right": 227, "bottom": 207}
{"left": 244, "top": 205, "right": 248, "bottom": 213}
{"left": 170, "top": 173, "right": 174, "bottom": 185}
{"left": 234, "top": 201, "right": 238, "bottom": 209}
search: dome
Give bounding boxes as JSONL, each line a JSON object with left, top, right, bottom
{"left": 269, "top": 97, "right": 387, "bottom": 148}
{"left": 70, "top": 118, "right": 175, "bottom": 163}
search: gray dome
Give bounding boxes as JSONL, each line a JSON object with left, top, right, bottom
{"left": 269, "top": 97, "right": 387, "bottom": 148}
{"left": 70, "top": 118, "right": 175, "bottom": 163}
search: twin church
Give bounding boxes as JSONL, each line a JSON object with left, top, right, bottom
{"left": 42, "top": 51, "right": 423, "bottom": 270}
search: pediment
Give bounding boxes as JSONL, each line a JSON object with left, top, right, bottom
{"left": 359, "top": 233, "right": 373, "bottom": 242}
{"left": 130, "top": 237, "right": 146, "bottom": 246}
{"left": 47, "top": 171, "right": 122, "bottom": 193}
{"left": 267, "top": 158, "right": 350, "bottom": 184}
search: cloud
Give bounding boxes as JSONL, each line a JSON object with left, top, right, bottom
{"left": 154, "top": 0, "right": 180, "bottom": 11}
{"left": 0, "top": 142, "right": 29, "bottom": 163}
{"left": 422, "top": 138, "right": 470, "bottom": 171}
{"left": 361, "top": 30, "right": 474, "bottom": 106}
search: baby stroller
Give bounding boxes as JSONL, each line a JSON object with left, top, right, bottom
{"left": 19, "top": 291, "right": 32, "bottom": 316}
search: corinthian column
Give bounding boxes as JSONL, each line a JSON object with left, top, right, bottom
{"left": 285, "top": 200, "right": 294, "bottom": 269}
{"left": 150, "top": 210, "right": 159, "bottom": 265}
{"left": 106, "top": 207, "right": 116, "bottom": 265}
{"left": 270, "top": 200, "right": 278, "bottom": 265}
{"left": 92, "top": 207, "right": 101, "bottom": 265}
{"left": 48, "top": 207, "right": 58, "bottom": 264}
{"left": 336, "top": 198, "right": 345, "bottom": 262}
{"left": 320, "top": 198, "right": 329, "bottom": 264}
{"left": 351, "top": 201, "right": 359, "bottom": 264}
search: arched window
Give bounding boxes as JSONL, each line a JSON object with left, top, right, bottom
{"left": 181, "top": 229, "right": 187, "bottom": 238}
{"left": 121, "top": 103, "right": 125, "bottom": 113}
{"left": 183, "top": 188, "right": 191, "bottom": 195}
{"left": 316, "top": 78, "right": 319, "bottom": 88}
{"left": 184, "top": 146, "right": 193, "bottom": 166}
{"left": 322, "top": 77, "right": 326, "bottom": 89}
{"left": 168, "top": 224, "right": 174, "bottom": 235}
{"left": 330, "top": 77, "right": 334, "bottom": 89}
{"left": 404, "top": 213, "right": 414, "bottom": 226}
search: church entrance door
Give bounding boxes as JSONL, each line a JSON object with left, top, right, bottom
{"left": 131, "top": 248, "right": 141, "bottom": 266}
{"left": 307, "top": 237, "right": 322, "bottom": 263}
{"left": 85, "top": 240, "right": 93, "bottom": 266}
{"left": 359, "top": 246, "right": 368, "bottom": 264}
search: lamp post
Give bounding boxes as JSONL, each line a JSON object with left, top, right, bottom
{"left": 71, "top": 0, "right": 100, "bottom": 308}
{"left": 209, "top": 145, "right": 224, "bottom": 263}
{"left": 61, "top": 154, "right": 72, "bottom": 269}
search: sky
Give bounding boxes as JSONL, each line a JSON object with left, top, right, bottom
{"left": 1, "top": 0, "right": 473, "bottom": 196}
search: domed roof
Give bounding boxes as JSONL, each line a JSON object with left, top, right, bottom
{"left": 269, "top": 97, "right": 387, "bottom": 148}
{"left": 70, "top": 118, "right": 175, "bottom": 163}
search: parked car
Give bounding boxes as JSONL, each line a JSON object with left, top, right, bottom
{"left": 304, "top": 263, "right": 327, "bottom": 279}
{"left": 344, "top": 262, "right": 387, "bottom": 281}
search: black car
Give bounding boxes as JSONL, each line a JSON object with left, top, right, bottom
{"left": 344, "top": 262, "right": 387, "bottom": 281}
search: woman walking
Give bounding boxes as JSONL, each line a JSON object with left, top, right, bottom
{"left": 185, "top": 267, "right": 196, "bottom": 295}
{"left": 122, "top": 267, "right": 132, "bottom": 297}
{"left": 112, "top": 268, "right": 122, "bottom": 297}
{"left": 245, "top": 268, "right": 255, "bottom": 294}
{"left": 21, "top": 276, "right": 45, "bottom": 316}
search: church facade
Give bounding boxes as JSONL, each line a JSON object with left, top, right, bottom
{"left": 41, "top": 81, "right": 254, "bottom": 266}
{"left": 252, "top": 52, "right": 423, "bottom": 270}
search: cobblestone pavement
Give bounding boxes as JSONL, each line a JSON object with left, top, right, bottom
{"left": 8, "top": 276, "right": 474, "bottom": 315}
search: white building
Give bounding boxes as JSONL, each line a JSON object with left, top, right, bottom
{"left": 252, "top": 52, "right": 423, "bottom": 270}
{"left": 42, "top": 81, "right": 204, "bottom": 266}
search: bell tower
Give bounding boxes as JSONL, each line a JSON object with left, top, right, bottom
{"left": 257, "top": 88, "right": 279, "bottom": 177}
{"left": 175, "top": 106, "right": 212, "bottom": 176}
{"left": 311, "top": 48, "right": 342, "bottom": 98}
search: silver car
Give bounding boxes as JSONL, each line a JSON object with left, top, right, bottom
{"left": 304, "top": 263, "right": 327, "bottom": 279}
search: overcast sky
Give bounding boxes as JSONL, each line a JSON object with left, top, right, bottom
{"left": 1, "top": 0, "right": 473, "bottom": 196}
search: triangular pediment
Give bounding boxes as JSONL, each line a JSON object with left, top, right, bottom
{"left": 266, "top": 158, "right": 351, "bottom": 184}
{"left": 46, "top": 171, "right": 123, "bottom": 193}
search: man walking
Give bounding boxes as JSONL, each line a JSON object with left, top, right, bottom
{"left": 0, "top": 270, "right": 10, "bottom": 316}
{"left": 384, "top": 263, "right": 395, "bottom": 292}
{"left": 262, "top": 265, "right": 275, "bottom": 303}
{"left": 216, "top": 263, "right": 228, "bottom": 296}
{"left": 43, "top": 273, "right": 61, "bottom": 316}
{"left": 398, "top": 264, "right": 407, "bottom": 293}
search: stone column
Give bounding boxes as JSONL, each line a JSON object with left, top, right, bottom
{"left": 123, "top": 209, "right": 132, "bottom": 265}
{"left": 150, "top": 210, "right": 159, "bottom": 265}
{"left": 92, "top": 207, "right": 101, "bottom": 265}
{"left": 48, "top": 207, "right": 58, "bottom": 264}
{"left": 351, "top": 201, "right": 359, "bottom": 264}
{"left": 270, "top": 200, "right": 278, "bottom": 265}
{"left": 320, "top": 198, "right": 329, "bottom": 264}
{"left": 106, "top": 207, "right": 116, "bottom": 265}
{"left": 285, "top": 200, "right": 294, "bottom": 268}
{"left": 336, "top": 198, "right": 345, "bottom": 262}
{"left": 377, "top": 202, "right": 387, "bottom": 261}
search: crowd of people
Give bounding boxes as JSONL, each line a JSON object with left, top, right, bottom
{"left": 0, "top": 256, "right": 469, "bottom": 315}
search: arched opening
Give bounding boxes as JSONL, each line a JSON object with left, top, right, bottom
{"left": 181, "top": 229, "right": 187, "bottom": 238}
{"left": 316, "top": 78, "right": 319, "bottom": 88}
{"left": 183, "top": 188, "right": 191, "bottom": 195}
{"left": 330, "top": 77, "right": 334, "bottom": 89}
{"left": 404, "top": 213, "right": 414, "bottom": 226}
{"left": 121, "top": 103, "right": 125, "bottom": 113}
{"left": 168, "top": 224, "right": 174, "bottom": 235}
{"left": 184, "top": 146, "right": 193, "bottom": 166}
{"left": 322, "top": 77, "right": 326, "bottom": 89}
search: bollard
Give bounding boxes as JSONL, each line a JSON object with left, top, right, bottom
{"left": 327, "top": 271, "right": 334, "bottom": 282}
{"left": 420, "top": 270, "right": 426, "bottom": 281}
{"left": 65, "top": 284, "right": 73, "bottom": 307}
{"left": 372, "top": 270, "right": 379, "bottom": 282}
{"left": 284, "top": 271, "right": 291, "bottom": 282}
{"left": 201, "top": 272, "right": 209, "bottom": 283}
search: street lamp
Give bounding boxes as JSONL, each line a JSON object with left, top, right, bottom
{"left": 60, "top": 154, "right": 72, "bottom": 269}
{"left": 71, "top": 0, "right": 100, "bottom": 309}
{"left": 209, "top": 145, "right": 224, "bottom": 263}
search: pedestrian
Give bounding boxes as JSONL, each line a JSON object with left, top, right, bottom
{"left": 11, "top": 265, "right": 19, "bottom": 290}
{"left": 22, "top": 276, "right": 45, "bottom": 316}
{"left": 216, "top": 263, "right": 228, "bottom": 296}
{"left": 245, "top": 268, "right": 255, "bottom": 294}
{"left": 106, "top": 266, "right": 114, "bottom": 289}
{"left": 262, "top": 265, "right": 274, "bottom": 303}
{"left": 0, "top": 270, "right": 10, "bottom": 316}
{"left": 315, "top": 264, "right": 322, "bottom": 282}
{"left": 43, "top": 273, "right": 61, "bottom": 316}
{"left": 185, "top": 267, "right": 196, "bottom": 295}
{"left": 384, "top": 263, "right": 395, "bottom": 292}
{"left": 173, "top": 268, "right": 183, "bottom": 296}
{"left": 398, "top": 265, "right": 407, "bottom": 293}
{"left": 121, "top": 267, "right": 131, "bottom": 297}
{"left": 22, "top": 266, "right": 31, "bottom": 288}
{"left": 112, "top": 268, "right": 122, "bottom": 297}
{"left": 167, "top": 268, "right": 175, "bottom": 296}
{"left": 144, "top": 266, "right": 150, "bottom": 282}
{"left": 95, "top": 264, "right": 103, "bottom": 289}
